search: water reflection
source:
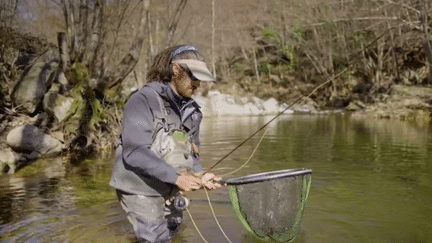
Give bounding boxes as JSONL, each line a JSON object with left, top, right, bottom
{"left": 0, "top": 114, "right": 431, "bottom": 242}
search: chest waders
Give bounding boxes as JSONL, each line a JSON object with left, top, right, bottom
{"left": 149, "top": 90, "right": 195, "bottom": 173}
{"left": 149, "top": 89, "right": 195, "bottom": 210}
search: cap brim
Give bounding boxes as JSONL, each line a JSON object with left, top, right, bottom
{"left": 173, "top": 59, "right": 216, "bottom": 82}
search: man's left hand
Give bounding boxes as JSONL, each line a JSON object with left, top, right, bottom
{"left": 195, "top": 172, "right": 223, "bottom": 190}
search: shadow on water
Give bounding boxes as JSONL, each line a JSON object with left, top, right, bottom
{"left": 1, "top": 114, "right": 432, "bottom": 242}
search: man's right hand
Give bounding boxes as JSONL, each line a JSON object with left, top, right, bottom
{"left": 175, "top": 173, "right": 202, "bottom": 191}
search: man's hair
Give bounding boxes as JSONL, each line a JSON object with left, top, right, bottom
{"left": 146, "top": 45, "right": 205, "bottom": 82}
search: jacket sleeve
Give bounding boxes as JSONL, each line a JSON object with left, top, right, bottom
{"left": 191, "top": 110, "right": 203, "bottom": 172}
{"left": 121, "top": 90, "right": 178, "bottom": 185}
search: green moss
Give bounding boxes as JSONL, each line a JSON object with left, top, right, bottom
{"left": 262, "top": 28, "right": 280, "bottom": 40}
{"left": 67, "top": 159, "right": 117, "bottom": 208}
{"left": 15, "top": 161, "right": 44, "bottom": 178}
{"left": 70, "top": 62, "right": 90, "bottom": 83}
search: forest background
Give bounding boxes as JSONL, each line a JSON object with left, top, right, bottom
{"left": 0, "top": 0, "right": 431, "bottom": 163}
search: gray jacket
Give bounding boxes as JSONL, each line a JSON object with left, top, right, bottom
{"left": 109, "top": 81, "right": 203, "bottom": 196}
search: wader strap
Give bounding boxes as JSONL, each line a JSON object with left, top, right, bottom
{"left": 143, "top": 87, "right": 170, "bottom": 143}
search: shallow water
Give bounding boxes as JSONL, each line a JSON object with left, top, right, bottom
{"left": 1, "top": 113, "right": 432, "bottom": 242}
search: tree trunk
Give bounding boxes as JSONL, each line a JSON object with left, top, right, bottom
{"left": 147, "top": 0, "right": 154, "bottom": 67}
{"left": 166, "top": 0, "right": 188, "bottom": 47}
{"left": 69, "top": 0, "right": 78, "bottom": 57}
{"left": 108, "top": 0, "right": 150, "bottom": 89}
{"left": 57, "top": 32, "right": 70, "bottom": 72}
{"left": 211, "top": 0, "right": 216, "bottom": 78}
{"left": 86, "top": 0, "right": 104, "bottom": 78}
{"left": 60, "top": 0, "right": 72, "bottom": 49}
{"left": 75, "top": 0, "right": 89, "bottom": 61}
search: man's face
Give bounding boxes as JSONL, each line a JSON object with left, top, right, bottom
{"left": 171, "top": 64, "right": 201, "bottom": 98}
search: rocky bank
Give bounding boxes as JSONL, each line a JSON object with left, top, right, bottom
{"left": 1, "top": 55, "right": 431, "bottom": 175}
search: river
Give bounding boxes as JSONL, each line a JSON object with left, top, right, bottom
{"left": 0, "top": 113, "right": 431, "bottom": 242}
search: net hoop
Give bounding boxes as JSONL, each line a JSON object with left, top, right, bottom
{"left": 226, "top": 168, "right": 312, "bottom": 185}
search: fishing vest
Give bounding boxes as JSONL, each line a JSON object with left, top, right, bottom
{"left": 149, "top": 89, "right": 196, "bottom": 173}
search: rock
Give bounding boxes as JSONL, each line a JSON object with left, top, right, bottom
{"left": 245, "top": 102, "right": 262, "bottom": 115}
{"left": 10, "top": 61, "right": 57, "bottom": 114}
{"left": 278, "top": 103, "right": 294, "bottom": 114}
{"left": 43, "top": 92, "right": 73, "bottom": 122}
{"left": 252, "top": 97, "right": 264, "bottom": 110}
{"left": 345, "top": 102, "right": 362, "bottom": 111}
{"left": 225, "top": 94, "right": 236, "bottom": 105}
{"left": 6, "top": 125, "right": 62, "bottom": 157}
{"left": 239, "top": 97, "right": 249, "bottom": 105}
{"left": 263, "top": 98, "right": 279, "bottom": 114}
{"left": 329, "top": 97, "right": 350, "bottom": 108}
{"left": 269, "top": 74, "right": 281, "bottom": 84}
{"left": 0, "top": 148, "right": 17, "bottom": 174}
{"left": 197, "top": 90, "right": 301, "bottom": 116}
{"left": 27, "top": 112, "right": 50, "bottom": 128}
{"left": 57, "top": 71, "right": 69, "bottom": 86}
{"left": 294, "top": 104, "right": 312, "bottom": 113}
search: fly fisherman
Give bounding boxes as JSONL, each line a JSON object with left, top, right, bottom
{"left": 110, "top": 45, "right": 222, "bottom": 243}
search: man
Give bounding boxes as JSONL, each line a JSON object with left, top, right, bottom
{"left": 110, "top": 45, "right": 222, "bottom": 242}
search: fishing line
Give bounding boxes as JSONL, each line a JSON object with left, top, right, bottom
{"left": 219, "top": 129, "right": 268, "bottom": 177}
{"left": 204, "top": 67, "right": 348, "bottom": 174}
{"left": 186, "top": 208, "right": 208, "bottom": 243}
{"left": 204, "top": 187, "right": 233, "bottom": 243}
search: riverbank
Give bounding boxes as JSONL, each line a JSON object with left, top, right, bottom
{"left": 0, "top": 82, "right": 432, "bottom": 173}
{"left": 351, "top": 84, "right": 432, "bottom": 131}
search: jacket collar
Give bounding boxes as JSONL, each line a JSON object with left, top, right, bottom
{"left": 145, "top": 81, "right": 199, "bottom": 119}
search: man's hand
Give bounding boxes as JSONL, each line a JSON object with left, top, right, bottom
{"left": 195, "top": 172, "right": 223, "bottom": 190}
{"left": 175, "top": 173, "right": 202, "bottom": 191}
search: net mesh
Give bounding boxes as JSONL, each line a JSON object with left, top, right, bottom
{"left": 227, "top": 168, "right": 311, "bottom": 242}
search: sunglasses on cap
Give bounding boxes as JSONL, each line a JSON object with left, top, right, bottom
{"left": 180, "top": 65, "right": 199, "bottom": 81}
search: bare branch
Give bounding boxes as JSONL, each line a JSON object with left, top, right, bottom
{"left": 310, "top": 17, "right": 399, "bottom": 27}
{"left": 166, "top": 0, "right": 188, "bottom": 47}
{"left": 106, "top": 0, "right": 134, "bottom": 64}
{"left": 108, "top": 0, "right": 150, "bottom": 88}
{"left": 386, "top": 0, "right": 421, "bottom": 15}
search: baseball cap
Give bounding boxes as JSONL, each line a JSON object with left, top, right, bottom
{"left": 172, "top": 59, "right": 216, "bottom": 82}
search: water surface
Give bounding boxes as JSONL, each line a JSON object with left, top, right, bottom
{"left": 1, "top": 114, "right": 431, "bottom": 242}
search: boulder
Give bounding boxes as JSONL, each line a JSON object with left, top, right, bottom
{"left": 239, "top": 97, "right": 249, "bottom": 105}
{"left": 345, "top": 102, "right": 362, "bottom": 111}
{"left": 43, "top": 92, "right": 73, "bottom": 122}
{"left": 252, "top": 97, "right": 265, "bottom": 111}
{"left": 245, "top": 102, "right": 262, "bottom": 115}
{"left": 10, "top": 61, "right": 57, "bottom": 114}
{"left": 6, "top": 125, "right": 62, "bottom": 157}
{"left": 263, "top": 98, "right": 279, "bottom": 114}
{"left": 0, "top": 148, "right": 17, "bottom": 173}
{"left": 197, "top": 90, "right": 297, "bottom": 116}
{"left": 278, "top": 103, "right": 294, "bottom": 114}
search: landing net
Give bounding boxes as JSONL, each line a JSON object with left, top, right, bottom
{"left": 226, "top": 168, "right": 312, "bottom": 242}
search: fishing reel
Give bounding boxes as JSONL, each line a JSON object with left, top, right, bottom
{"left": 174, "top": 194, "right": 190, "bottom": 210}
{"left": 168, "top": 194, "right": 190, "bottom": 210}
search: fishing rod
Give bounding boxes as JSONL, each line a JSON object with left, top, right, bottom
{"left": 204, "top": 68, "right": 347, "bottom": 175}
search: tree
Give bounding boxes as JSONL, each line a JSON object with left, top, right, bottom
{"left": 54, "top": 0, "right": 152, "bottom": 156}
